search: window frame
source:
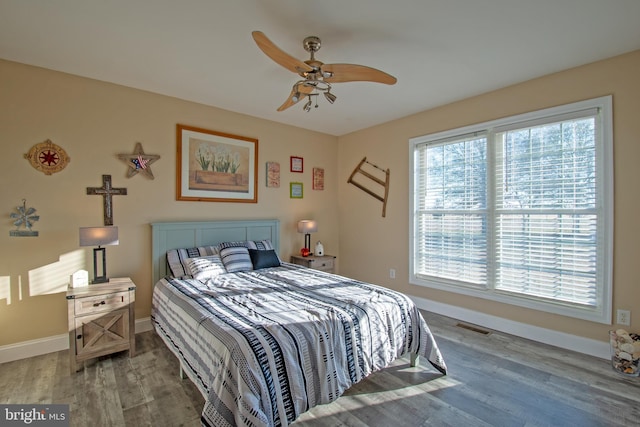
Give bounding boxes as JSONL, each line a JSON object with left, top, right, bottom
{"left": 409, "top": 96, "right": 613, "bottom": 324}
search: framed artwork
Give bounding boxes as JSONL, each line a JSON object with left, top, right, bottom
{"left": 290, "top": 182, "right": 303, "bottom": 198}
{"left": 266, "top": 161, "right": 280, "bottom": 188}
{"left": 290, "top": 156, "right": 303, "bottom": 173}
{"left": 312, "top": 167, "right": 324, "bottom": 190}
{"left": 176, "top": 124, "right": 258, "bottom": 202}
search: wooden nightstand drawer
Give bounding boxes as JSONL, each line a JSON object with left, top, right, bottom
{"left": 290, "top": 255, "right": 336, "bottom": 274}
{"left": 74, "top": 291, "right": 130, "bottom": 316}
{"left": 313, "top": 257, "right": 334, "bottom": 271}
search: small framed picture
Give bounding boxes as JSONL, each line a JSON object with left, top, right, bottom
{"left": 266, "top": 161, "right": 280, "bottom": 188}
{"left": 312, "top": 167, "right": 324, "bottom": 190}
{"left": 290, "top": 156, "right": 303, "bottom": 173}
{"left": 290, "top": 182, "right": 303, "bottom": 198}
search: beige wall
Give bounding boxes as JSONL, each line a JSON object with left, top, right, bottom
{"left": 0, "top": 59, "right": 339, "bottom": 346}
{"left": 2, "top": 49, "right": 639, "bottom": 350}
{"left": 338, "top": 49, "right": 640, "bottom": 342}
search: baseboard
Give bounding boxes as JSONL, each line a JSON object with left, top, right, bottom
{"left": 2, "top": 306, "right": 610, "bottom": 364}
{"left": 0, "top": 317, "right": 153, "bottom": 364}
{"left": 411, "top": 295, "right": 610, "bottom": 360}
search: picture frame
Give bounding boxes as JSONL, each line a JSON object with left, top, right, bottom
{"left": 290, "top": 182, "right": 303, "bottom": 199}
{"left": 290, "top": 156, "right": 303, "bottom": 173}
{"left": 312, "top": 167, "right": 324, "bottom": 190}
{"left": 266, "top": 161, "right": 280, "bottom": 188}
{"left": 176, "top": 124, "right": 258, "bottom": 203}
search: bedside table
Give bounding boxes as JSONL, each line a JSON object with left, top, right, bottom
{"left": 66, "top": 278, "right": 136, "bottom": 373}
{"left": 290, "top": 254, "right": 336, "bottom": 273}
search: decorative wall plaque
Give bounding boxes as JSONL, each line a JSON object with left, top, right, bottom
{"left": 10, "top": 199, "right": 39, "bottom": 237}
{"left": 24, "top": 139, "right": 70, "bottom": 175}
{"left": 117, "top": 142, "right": 160, "bottom": 179}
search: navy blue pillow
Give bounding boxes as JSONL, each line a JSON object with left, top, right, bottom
{"left": 249, "top": 249, "right": 281, "bottom": 269}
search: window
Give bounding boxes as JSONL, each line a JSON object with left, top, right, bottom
{"left": 409, "top": 96, "right": 613, "bottom": 323}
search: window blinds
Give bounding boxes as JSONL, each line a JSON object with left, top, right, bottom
{"left": 412, "top": 109, "right": 605, "bottom": 310}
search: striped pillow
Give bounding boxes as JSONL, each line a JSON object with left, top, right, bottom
{"left": 248, "top": 239, "right": 276, "bottom": 251}
{"left": 166, "top": 246, "right": 219, "bottom": 278}
{"left": 217, "top": 240, "right": 276, "bottom": 250}
{"left": 219, "top": 246, "right": 253, "bottom": 273}
{"left": 185, "top": 256, "right": 226, "bottom": 281}
{"left": 218, "top": 241, "right": 249, "bottom": 250}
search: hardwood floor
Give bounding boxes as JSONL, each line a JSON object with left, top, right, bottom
{"left": 1, "top": 311, "right": 638, "bottom": 426}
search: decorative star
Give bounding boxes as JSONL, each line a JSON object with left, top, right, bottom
{"left": 117, "top": 142, "right": 160, "bottom": 179}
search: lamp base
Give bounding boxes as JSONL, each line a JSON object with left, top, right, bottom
{"left": 92, "top": 247, "right": 109, "bottom": 284}
{"left": 300, "top": 247, "right": 312, "bottom": 257}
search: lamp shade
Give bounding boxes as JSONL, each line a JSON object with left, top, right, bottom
{"left": 297, "top": 220, "right": 317, "bottom": 233}
{"left": 79, "top": 226, "right": 119, "bottom": 247}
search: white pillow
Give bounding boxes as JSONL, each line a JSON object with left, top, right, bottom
{"left": 185, "top": 256, "right": 227, "bottom": 281}
{"left": 166, "top": 245, "right": 219, "bottom": 278}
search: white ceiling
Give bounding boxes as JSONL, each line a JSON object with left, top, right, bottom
{"left": 1, "top": 1, "right": 639, "bottom": 136}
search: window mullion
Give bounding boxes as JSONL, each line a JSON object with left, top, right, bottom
{"left": 486, "top": 130, "right": 497, "bottom": 291}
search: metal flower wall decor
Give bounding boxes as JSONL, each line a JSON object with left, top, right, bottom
{"left": 10, "top": 199, "right": 40, "bottom": 237}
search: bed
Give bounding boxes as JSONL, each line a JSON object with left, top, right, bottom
{"left": 150, "top": 220, "right": 446, "bottom": 427}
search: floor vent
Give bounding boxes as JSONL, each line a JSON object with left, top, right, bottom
{"left": 456, "top": 323, "right": 491, "bottom": 335}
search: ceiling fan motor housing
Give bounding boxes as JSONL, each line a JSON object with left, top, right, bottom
{"left": 303, "top": 36, "right": 322, "bottom": 54}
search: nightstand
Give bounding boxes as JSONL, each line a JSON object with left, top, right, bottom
{"left": 66, "top": 278, "right": 136, "bottom": 373}
{"left": 290, "top": 254, "right": 336, "bottom": 273}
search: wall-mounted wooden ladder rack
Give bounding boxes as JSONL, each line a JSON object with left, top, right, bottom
{"left": 347, "top": 157, "right": 390, "bottom": 217}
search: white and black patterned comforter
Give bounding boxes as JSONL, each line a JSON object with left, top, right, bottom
{"left": 151, "top": 263, "right": 446, "bottom": 427}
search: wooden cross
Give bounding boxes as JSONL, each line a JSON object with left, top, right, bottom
{"left": 86, "top": 175, "right": 127, "bottom": 226}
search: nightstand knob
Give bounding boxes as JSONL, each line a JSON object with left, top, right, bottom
{"left": 93, "top": 300, "right": 106, "bottom": 307}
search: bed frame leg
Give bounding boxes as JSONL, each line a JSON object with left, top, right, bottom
{"left": 410, "top": 352, "right": 419, "bottom": 367}
{"left": 179, "top": 363, "right": 186, "bottom": 379}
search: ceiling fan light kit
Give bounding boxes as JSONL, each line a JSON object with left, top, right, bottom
{"left": 252, "top": 31, "right": 397, "bottom": 112}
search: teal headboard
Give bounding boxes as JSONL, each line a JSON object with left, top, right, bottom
{"left": 151, "top": 219, "right": 280, "bottom": 284}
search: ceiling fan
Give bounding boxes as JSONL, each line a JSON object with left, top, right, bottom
{"left": 252, "top": 31, "right": 397, "bottom": 112}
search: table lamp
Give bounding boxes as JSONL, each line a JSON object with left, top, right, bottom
{"left": 297, "top": 220, "right": 317, "bottom": 256}
{"left": 79, "top": 226, "right": 119, "bottom": 283}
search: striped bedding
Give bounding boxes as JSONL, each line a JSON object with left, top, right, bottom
{"left": 151, "top": 263, "right": 447, "bottom": 427}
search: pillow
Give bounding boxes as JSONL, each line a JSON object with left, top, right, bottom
{"left": 218, "top": 240, "right": 250, "bottom": 250}
{"left": 249, "top": 249, "right": 281, "bottom": 270}
{"left": 166, "top": 245, "right": 219, "bottom": 278}
{"left": 218, "top": 239, "right": 275, "bottom": 250}
{"left": 247, "top": 239, "right": 276, "bottom": 251}
{"left": 246, "top": 239, "right": 281, "bottom": 263}
{"left": 217, "top": 239, "right": 280, "bottom": 262}
{"left": 185, "top": 256, "right": 226, "bottom": 281}
{"left": 219, "top": 246, "right": 253, "bottom": 273}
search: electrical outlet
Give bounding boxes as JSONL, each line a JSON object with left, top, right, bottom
{"left": 616, "top": 309, "right": 631, "bottom": 326}
{"left": 389, "top": 268, "right": 396, "bottom": 279}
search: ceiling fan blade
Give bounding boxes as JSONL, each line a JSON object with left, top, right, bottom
{"left": 276, "top": 84, "right": 314, "bottom": 111}
{"left": 322, "top": 63, "right": 397, "bottom": 85}
{"left": 252, "top": 31, "right": 313, "bottom": 74}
